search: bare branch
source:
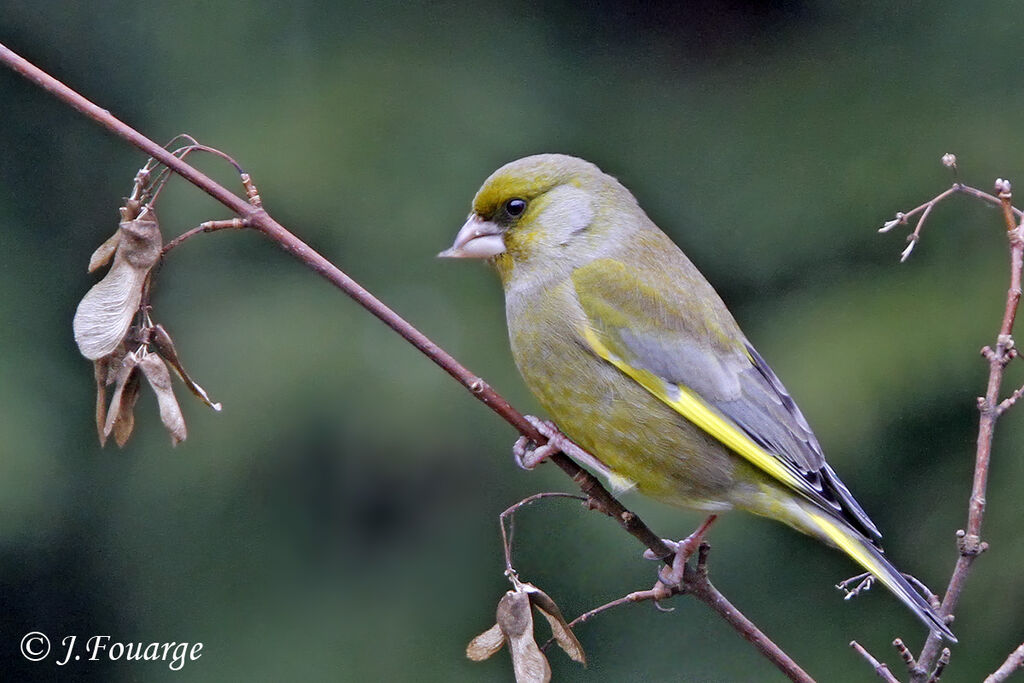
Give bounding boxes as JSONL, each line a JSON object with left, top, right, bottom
{"left": 851, "top": 640, "right": 901, "bottom": 682}
{"left": 900, "top": 187, "right": 954, "bottom": 262}
{"left": 686, "top": 543, "right": 814, "bottom": 683}
{"left": 161, "top": 218, "right": 249, "bottom": 255}
{"left": 984, "top": 642, "right": 1024, "bottom": 683}
{"left": 996, "top": 383, "right": 1024, "bottom": 414}
{"left": 879, "top": 168, "right": 1024, "bottom": 681}
{"left": 893, "top": 638, "right": 919, "bottom": 673}
{"left": 499, "top": 492, "right": 586, "bottom": 575}
{"left": 898, "top": 574, "right": 942, "bottom": 612}
{"left": 555, "top": 538, "right": 816, "bottom": 682}
{"left": 916, "top": 204, "right": 1023, "bottom": 681}
{"left": 549, "top": 587, "right": 667, "bottom": 641}
{"left": 502, "top": 506, "right": 812, "bottom": 681}
{"left": 926, "top": 648, "right": 950, "bottom": 683}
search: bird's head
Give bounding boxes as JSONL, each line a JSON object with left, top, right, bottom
{"left": 439, "top": 154, "right": 638, "bottom": 281}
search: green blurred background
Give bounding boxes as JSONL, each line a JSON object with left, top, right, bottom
{"left": 2, "top": 1, "right": 1023, "bottom": 680}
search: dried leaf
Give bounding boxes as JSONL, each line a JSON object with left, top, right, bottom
{"left": 103, "top": 353, "right": 140, "bottom": 447}
{"left": 120, "top": 197, "right": 143, "bottom": 222}
{"left": 112, "top": 374, "right": 140, "bottom": 447}
{"left": 497, "top": 590, "right": 550, "bottom": 683}
{"left": 93, "top": 357, "right": 110, "bottom": 445}
{"left": 93, "top": 343, "right": 132, "bottom": 445}
{"left": 73, "top": 213, "right": 162, "bottom": 361}
{"left": 138, "top": 353, "right": 187, "bottom": 445}
{"left": 466, "top": 623, "right": 505, "bottom": 662}
{"left": 151, "top": 324, "right": 222, "bottom": 411}
{"left": 525, "top": 585, "right": 586, "bottom": 666}
{"left": 88, "top": 230, "right": 122, "bottom": 272}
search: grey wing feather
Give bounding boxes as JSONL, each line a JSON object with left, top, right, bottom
{"left": 729, "top": 343, "right": 881, "bottom": 541}
{"left": 615, "top": 328, "right": 881, "bottom": 541}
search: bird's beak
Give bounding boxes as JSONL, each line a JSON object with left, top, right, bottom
{"left": 438, "top": 214, "right": 506, "bottom": 259}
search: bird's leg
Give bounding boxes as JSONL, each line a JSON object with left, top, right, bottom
{"left": 512, "top": 416, "right": 613, "bottom": 479}
{"left": 643, "top": 514, "right": 718, "bottom": 601}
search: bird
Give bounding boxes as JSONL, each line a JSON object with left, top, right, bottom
{"left": 439, "top": 153, "right": 954, "bottom": 641}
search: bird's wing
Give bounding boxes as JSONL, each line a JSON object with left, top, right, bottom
{"left": 571, "top": 258, "right": 880, "bottom": 540}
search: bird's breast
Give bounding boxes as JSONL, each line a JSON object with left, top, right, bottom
{"left": 504, "top": 276, "right": 738, "bottom": 509}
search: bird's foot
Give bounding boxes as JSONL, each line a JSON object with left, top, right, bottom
{"left": 642, "top": 515, "right": 718, "bottom": 605}
{"left": 512, "top": 416, "right": 619, "bottom": 483}
{"left": 512, "top": 416, "right": 565, "bottom": 470}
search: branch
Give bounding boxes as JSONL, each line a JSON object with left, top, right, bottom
{"left": 1, "top": 41, "right": 664, "bottom": 549}
{"left": 686, "top": 543, "right": 814, "bottom": 683}
{"left": 616, "top": 543, "right": 818, "bottom": 683}
{"left": 985, "top": 642, "right": 1024, "bottom": 683}
{"left": 912, "top": 182, "right": 1022, "bottom": 681}
{"left": 850, "top": 640, "right": 900, "bottom": 682}
{"left": 498, "top": 492, "right": 587, "bottom": 575}
{"left": 161, "top": 218, "right": 249, "bottom": 255}
{"left": 0, "top": 42, "right": 812, "bottom": 681}
{"left": 546, "top": 539, "right": 814, "bottom": 683}
{"left": 879, "top": 167, "right": 1023, "bottom": 682}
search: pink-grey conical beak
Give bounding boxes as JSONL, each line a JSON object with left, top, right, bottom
{"left": 438, "top": 214, "right": 506, "bottom": 259}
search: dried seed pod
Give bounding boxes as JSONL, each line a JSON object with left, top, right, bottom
{"left": 92, "top": 342, "right": 129, "bottom": 444}
{"left": 524, "top": 584, "right": 585, "bottom": 666}
{"left": 497, "top": 590, "right": 550, "bottom": 683}
{"left": 466, "top": 623, "right": 505, "bottom": 662}
{"left": 103, "top": 352, "right": 141, "bottom": 447}
{"left": 151, "top": 324, "right": 221, "bottom": 411}
{"left": 93, "top": 356, "right": 111, "bottom": 444}
{"left": 88, "top": 230, "right": 122, "bottom": 272}
{"left": 74, "top": 211, "right": 162, "bottom": 360}
{"left": 138, "top": 352, "right": 187, "bottom": 445}
{"left": 111, "top": 375, "right": 141, "bottom": 447}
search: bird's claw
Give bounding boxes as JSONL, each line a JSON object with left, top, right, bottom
{"left": 512, "top": 436, "right": 559, "bottom": 470}
{"left": 512, "top": 415, "right": 566, "bottom": 470}
{"left": 643, "top": 538, "right": 679, "bottom": 562}
{"left": 643, "top": 516, "right": 718, "bottom": 598}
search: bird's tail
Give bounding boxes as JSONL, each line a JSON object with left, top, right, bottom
{"left": 797, "top": 503, "right": 956, "bottom": 642}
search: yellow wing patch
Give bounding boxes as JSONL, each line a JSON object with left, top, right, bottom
{"left": 581, "top": 326, "right": 813, "bottom": 499}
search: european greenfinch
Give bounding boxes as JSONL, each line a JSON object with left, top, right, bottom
{"left": 441, "top": 154, "right": 954, "bottom": 641}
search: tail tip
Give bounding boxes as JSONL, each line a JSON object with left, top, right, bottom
{"left": 935, "top": 625, "right": 957, "bottom": 643}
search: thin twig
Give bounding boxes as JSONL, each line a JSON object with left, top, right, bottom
{"left": 926, "top": 648, "right": 950, "bottom": 683}
{"left": 161, "top": 218, "right": 249, "bottom": 255}
{"left": 997, "top": 383, "right": 1024, "bottom": 414}
{"left": 916, "top": 203, "right": 1022, "bottom": 683}
{"left": 900, "top": 186, "right": 956, "bottom": 262}
{"left": 984, "top": 642, "right": 1024, "bottom": 683}
{"left": 686, "top": 543, "right": 814, "bottom": 683}
{"left": 893, "top": 638, "right": 919, "bottom": 673}
{"left": 881, "top": 181, "right": 1024, "bottom": 263}
{"left": 851, "top": 640, "right": 901, "bottom": 682}
{"left": 885, "top": 176, "right": 1024, "bottom": 682}
{"left": 543, "top": 578, "right": 689, "bottom": 648}
{"left": 0, "top": 42, "right": 813, "bottom": 682}
{"left": 499, "top": 492, "right": 586, "bottom": 575}
{"left": 899, "top": 574, "right": 941, "bottom": 611}
{"left": 536, "top": 535, "right": 814, "bottom": 682}
{"left": 955, "top": 182, "right": 1024, "bottom": 217}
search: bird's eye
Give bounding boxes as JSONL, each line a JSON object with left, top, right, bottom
{"left": 505, "top": 198, "right": 527, "bottom": 217}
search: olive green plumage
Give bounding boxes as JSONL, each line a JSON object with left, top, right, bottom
{"left": 443, "top": 154, "right": 954, "bottom": 641}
